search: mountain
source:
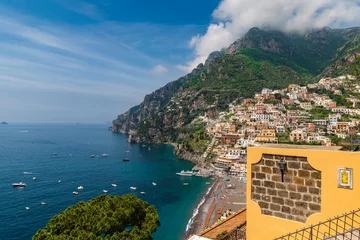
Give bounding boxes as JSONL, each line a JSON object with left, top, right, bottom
{"left": 112, "top": 27, "right": 360, "bottom": 155}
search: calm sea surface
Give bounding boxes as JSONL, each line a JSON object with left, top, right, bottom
{"left": 0, "top": 124, "right": 209, "bottom": 240}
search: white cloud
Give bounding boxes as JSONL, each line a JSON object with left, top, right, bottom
{"left": 151, "top": 64, "right": 168, "bottom": 73}
{"left": 180, "top": 0, "right": 360, "bottom": 72}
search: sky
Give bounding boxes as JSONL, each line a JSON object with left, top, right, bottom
{"left": 1, "top": 0, "right": 360, "bottom": 123}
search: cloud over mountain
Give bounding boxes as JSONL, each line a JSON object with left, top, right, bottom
{"left": 180, "top": 0, "right": 360, "bottom": 72}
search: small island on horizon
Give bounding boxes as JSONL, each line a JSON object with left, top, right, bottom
{"left": 1, "top": 122, "right": 8, "bottom": 125}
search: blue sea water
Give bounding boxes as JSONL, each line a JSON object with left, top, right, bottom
{"left": 0, "top": 124, "right": 209, "bottom": 240}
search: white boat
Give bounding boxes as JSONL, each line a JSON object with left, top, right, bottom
{"left": 206, "top": 182, "right": 211, "bottom": 185}
{"left": 102, "top": 153, "right": 109, "bottom": 157}
{"left": 183, "top": 183, "right": 189, "bottom": 186}
{"left": 111, "top": 184, "right": 117, "bottom": 187}
{"left": 53, "top": 152, "right": 57, "bottom": 155}
{"left": 32, "top": 177, "right": 36, "bottom": 180}
{"left": 90, "top": 155, "right": 95, "bottom": 158}
{"left": 58, "top": 180, "right": 61, "bottom": 183}
{"left": 152, "top": 182, "right": 157, "bottom": 186}
{"left": 176, "top": 170, "right": 194, "bottom": 176}
{"left": 77, "top": 186, "right": 84, "bottom": 190}
{"left": 103, "top": 190, "right": 108, "bottom": 193}
{"left": 41, "top": 202, "right": 46, "bottom": 205}
{"left": 13, "top": 182, "right": 26, "bottom": 187}
{"left": 72, "top": 191, "right": 78, "bottom": 195}
{"left": 25, "top": 207, "right": 30, "bottom": 210}
{"left": 140, "top": 192, "right": 145, "bottom": 195}
{"left": 130, "top": 187, "right": 137, "bottom": 191}
{"left": 23, "top": 172, "right": 32, "bottom": 175}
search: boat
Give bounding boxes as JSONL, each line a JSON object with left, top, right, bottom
{"left": 130, "top": 187, "right": 137, "bottom": 191}
{"left": 206, "top": 182, "right": 211, "bottom": 185}
{"left": 23, "top": 172, "right": 32, "bottom": 175}
{"left": 140, "top": 192, "right": 145, "bottom": 195}
{"left": 90, "top": 155, "right": 95, "bottom": 158}
{"left": 123, "top": 150, "right": 130, "bottom": 161}
{"left": 41, "top": 202, "right": 46, "bottom": 205}
{"left": 148, "top": 147, "right": 151, "bottom": 150}
{"left": 12, "top": 182, "right": 26, "bottom": 187}
{"left": 72, "top": 191, "right": 79, "bottom": 195}
{"left": 176, "top": 170, "right": 194, "bottom": 176}
{"left": 53, "top": 152, "right": 57, "bottom": 155}
{"left": 103, "top": 190, "right": 108, "bottom": 193}
{"left": 102, "top": 154, "right": 109, "bottom": 157}
{"left": 32, "top": 177, "right": 36, "bottom": 180}
{"left": 77, "top": 186, "right": 84, "bottom": 190}
{"left": 58, "top": 180, "right": 61, "bottom": 183}
{"left": 25, "top": 207, "right": 30, "bottom": 210}
{"left": 96, "top": 155, "right": 99, "bottom": 158}
{"left": 111, "top": 184, "right": 117, "bottom": 187}
{"left": 183, "top": 183, "right": 189, "bottom": 186}
{"left": 152, "top": 182, "right": 157, "bottom": 186}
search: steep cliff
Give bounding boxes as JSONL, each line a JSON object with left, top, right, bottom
{"left": 113, "top": 27, "right": 360, "bottom": 156}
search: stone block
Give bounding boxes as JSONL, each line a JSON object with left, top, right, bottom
{"left": 252, "top": 193, "right": 261, "bottom": 200}
{"left": 261, "top": 166, "right": 272, "bottom": 174}
{"left": 309, "top": 187, "right": 320, "bottom": 195}
{"left": 272, "top": 175, "right": 282, "bottom": 182}
{"left": 287, "top": 161, "right": 301, "bottom": 169}
{"left": 298, "top": 170, "right": 310, "bottom": 178}
{"left": 302, "top": 194, "right": 312, "bottom": 201}
{"left": 297, "top": 185, "right": 308, "bottom": 193}
{"left": 287, "top": 184, "right": 297, "bottom": 191}
{"left": 294, "top": 176, "right": 305, "bottom": 185}
{"left": 262, "top": 195, "right": 271, "bottom": 202}
{"left": 253, "top": 179, "right": 261, "bottom": 186}
{"left": 309, "top": 203, "right": 321, "bottom": 211}
{"left": 264, "top": 180, "right": 275, "bottom": 188}
{"left": 302, "top": 163, "right": 314, "bottom": 170}
{"left": 285, "top": 199, "right": 294, "bottom": 207}
{"left": 256, "top": 172, "right": 266, "bottom": 179}
{"left": 270, "top": 203, "right": 281, "bottom": 211}
{"left": 311, "top": 171, "right": 321, "bottom": 180}
{"left": 281, "top": 206, "right": 291, "bottom": 214}
{"left": 265, "top": 160, "right": 275, "bottom": 167}
{"left": 256, "top": 186, "right": 266, "bottom": 194}
{"left": 278, "top": 190, "right": 288, "bottom": 198}
{"left": 258, "top": 201, "right": 269, "bottom": 209}
{"left": 267, "top": 188, "right": 277, "bottom": 196}
{"left": 276, "top": 182, "right": 286, "bottom": 190}
{"left": 274, "top": 212, "right": 286, "bottom": 219}
{"left": 305, "top": 179, "right": 315, "bottom": 187}
{"left": 295, "top": 201, "right": 308, "bottom": 209}
{"left": 290, "top": 192, "right": 302, "bottom": 200}
{"left": 252, "top": 165, "right": 260, "bottom": 172}
{"left": 272, "top": 196, "right": 285, "bottom": 205}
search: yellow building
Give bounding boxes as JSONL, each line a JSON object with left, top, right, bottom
{"left": 246, "top": 145, "right": 360, "bottom": 240}
{"left": 255, "top": 129, "right": 278, "bottom": 143}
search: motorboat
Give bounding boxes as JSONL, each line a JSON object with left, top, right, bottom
{"left": 111, "top": 183, "right": 117, "bottom": 187}
{"left": 140, "top": 192, "right": 145, "bottom": 195}
{"left": 58, "top": 180, "right": 61, "bottom": 183}
{"left": 103, "top": 190, "right": 108, "bottom": 193}
{"left": 183, "top": 183, "right": 189, "bottom": 186}
{"left": 206, "top": 182, "right": 211, "bottom": 185}
{"left": 176, "top": 170, "right": 194, "bottom": 176}
{"left": 41, "top": 202, "right": 46, "bottom": 205}
{"left": 152, "top": 182, "right": 157, "bottom": 186}
{"left": 23, "top": 172, "right": 32, "bottom": 175}
{"left": 13, "top": 182, "right": 26, "bottom": 187}
{"left": 102, "top": 154, "right": 109, "bottom": 157}
{"left": 77, "top": 186, "right": 84, "bottom": 190}
{"left": 90, "top": 155, "right": 95, "bottom": 158}
{"left": 130, "top": 187, "right": 137, "bottom": 191}
{"left": 25, "top": 207, "right": 30, "bottom": 210}
{"left": 53, "top": 152, "right": 57, "bottom": 155}
{"left": 123, "top": 150, "right": 130, "bottom": 161}
{"left": 123, "top": 158, "right": 130, "bottom": 161}
{"left": 32, "top": 177, "right": 36, "bottom": 180}
{"left": 72, "top": 191, "right": 79, "bottom": 195}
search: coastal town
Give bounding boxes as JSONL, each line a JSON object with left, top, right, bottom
{"left": 187, "top": 75, "right": 360, "bottom": 238}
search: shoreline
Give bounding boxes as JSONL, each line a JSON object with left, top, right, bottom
{"left": 185, "top": 177, "right": 219, "bottom": 238}
{"left": 185, "top": 176, "right": 247, "bottom": 238}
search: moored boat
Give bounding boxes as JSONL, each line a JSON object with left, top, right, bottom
{"left": 53, "top": 152, "right": 57, "bottom": 155}
{"left": 77, "top": 186, "right": 84, "bottom": 190}
{"left": 58, "top": 180, "right": 61, "bottom": 183}
{"left": 183, "top": 183, "right": 189, "bottom": 186}
{"left": 111, "top": 183, "right": 117, "bottom": 187}
{"left": 32, "top": 177, "right": 36, "bottom": 180}
{"left": 123, "top": 158, "right": 130, "bottom": 161}
{"left": 130, "top": 186, "right": 137, "bottom": 191}
{"left": 25, "top": 207, "right": 30, "bottom": 210}
{"left": 103, "top": 190, "right": 108, "bottom": 193}
{"left": 102, "top": 153, "right": 108, "bottom": 157}
{"left": 72, "top": 191, "right": 78, "bottom": 195}
{"left": 140, "top": 192, "right": 145, "bottom": 195}
{"left": 90, "top": 155, "right": 95, "bottom": 158}
{"left": 176, "top": 170, "right": 194, "bottom": 176}
{"left": 23, "top": 172, "right": 32, "bottom": 175}
{"left": 41, "top": 202, "right": 46, "bottom": 205}
{"left": 13, "top": 182, "right": 26, "bottom": 187}
{"left": 152, "top": 182, "right": 157, "bottom": 186}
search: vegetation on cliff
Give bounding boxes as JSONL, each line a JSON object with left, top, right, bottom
{"left": 113, "top": 27, "right": 360, "bottom": 154}
{"left": 33, "top": 194, "right": 160, "bottom": 240}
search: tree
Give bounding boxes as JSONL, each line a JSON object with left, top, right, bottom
{"left": 352, "top": 56, "right": 360, "bottom": 79}
{"left": 33, "top": 194, "right": 160, "bottom": 240}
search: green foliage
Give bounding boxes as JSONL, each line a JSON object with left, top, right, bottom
{"left": 33, "top": 195, "right": 160, "bottom": 240}
{"left": 177, "top": 123, "right": 209, "bottom": 153}
{"left": 309, "top": 106, "right": 331, "bottom": 118}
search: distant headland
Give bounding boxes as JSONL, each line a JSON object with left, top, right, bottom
{"left": 1, "top": 122, "right": 8, "bottom": 124}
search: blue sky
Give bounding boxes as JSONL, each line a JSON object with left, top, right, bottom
{"left": 0, "top": 0, "right": 220, "bottom": 123}
{"left": 2, "top": 0, "right": 360, "bottom": 123}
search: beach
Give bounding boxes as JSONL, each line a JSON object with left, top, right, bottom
{"left": 186, "top": 176, "right": 247, "bottom": 238}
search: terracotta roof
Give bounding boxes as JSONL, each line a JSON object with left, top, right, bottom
{"left": 198, "top": 208, "right": 246, "bottom": 239}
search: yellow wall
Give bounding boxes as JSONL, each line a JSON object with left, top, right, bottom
{"left": 246, "top": 146, "right": 360, "bottom": 240}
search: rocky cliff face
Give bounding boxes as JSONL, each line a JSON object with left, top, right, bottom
{"left": 112, "top": 27, "right": 360, "bottom": 158}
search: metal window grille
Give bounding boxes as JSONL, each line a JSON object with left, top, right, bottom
{"left": 275, "top": 209, "right": 360, "bottom": 240}
{"left": 219, "top": 226, "right": 246, "bottom": 240}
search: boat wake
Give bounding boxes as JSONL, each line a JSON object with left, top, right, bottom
{"left": 185, "top": 181, "right": 215, "bottom": 233}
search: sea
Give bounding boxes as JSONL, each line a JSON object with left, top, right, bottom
{"left": 0, "top": 124, "right": 210, "bottom": 240}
